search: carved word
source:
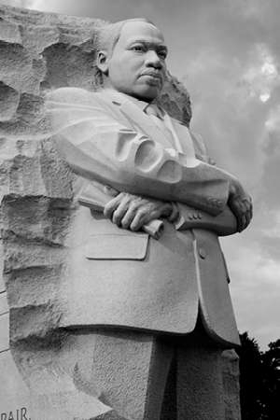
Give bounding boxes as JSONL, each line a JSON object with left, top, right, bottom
{"left": 0, "top": 408, "right": 30, "bottom": 420}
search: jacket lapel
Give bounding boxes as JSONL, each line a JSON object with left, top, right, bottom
{"left": 170, "top": 118, "right": 196, "bottom": 157}
{"left": 100, "top": 90, "right": 195, "bottom": 154}
{"left": 101, "top": 91, "right": 175, "bottom": 148}
{"left": 123, "top": 101, "right": 176, "bottom": 147}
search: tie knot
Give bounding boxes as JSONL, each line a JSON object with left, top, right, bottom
{"left": 145, "top": 104, "right": 163, "bottom": 119}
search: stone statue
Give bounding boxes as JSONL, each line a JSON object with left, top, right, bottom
{"left": 0, "top": 5, "right": 252, "bottom": 419}
{"left": 43, "top": 18, "right": 252, "bottom": 420}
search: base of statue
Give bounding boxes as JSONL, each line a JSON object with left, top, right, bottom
{"left": 5, "top": 324, "right": 241, "bottom": 420}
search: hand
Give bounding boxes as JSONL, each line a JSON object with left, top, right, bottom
{"left": 228, "top": 179, "right": 253, "bottom": 232}
{"left": 104, "top": 192, "right": 179, "bottom": 231}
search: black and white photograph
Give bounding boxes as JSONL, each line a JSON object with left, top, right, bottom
{"left": 0, "top": 1, "right": 279, "bottom": 419}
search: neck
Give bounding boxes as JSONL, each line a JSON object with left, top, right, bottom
{"left": 100, "top": 80, "right": 156, "bottom": 104}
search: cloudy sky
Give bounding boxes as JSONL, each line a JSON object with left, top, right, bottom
{"left": 1, "top": 0, "right": 280, "bottom": 350}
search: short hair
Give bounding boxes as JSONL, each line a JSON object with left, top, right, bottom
{"left": 96, "top": 18, "right": 157, "bottom": 54}
{"left": 94, "top": 18, "right": 157, "bottom": 86}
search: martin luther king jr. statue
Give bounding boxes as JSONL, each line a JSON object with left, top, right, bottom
{"left": 46, "top": 18, "right": 252, "bottom": 420}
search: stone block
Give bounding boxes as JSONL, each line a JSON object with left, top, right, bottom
{"left": 0, "top": 312, "right": 9, "bottom": 352}
{"left": 0, "top": 246, "right": 4, "bottom": 293}
{"left": 222, "top": 349, "right": 241, "bottom": 420}
{"left": 0, "top": 351, "right": 32, "bottom": 416}
{"left": 0, "top": 292, "right": 8, "bottom": 316}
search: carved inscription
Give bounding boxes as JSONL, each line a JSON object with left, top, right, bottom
{"left": 0, "top": 408, "right": 30, "bottom": 420}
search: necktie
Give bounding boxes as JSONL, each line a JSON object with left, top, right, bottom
{"left": 145, "top": 104, "right": 175, "bottom": 147}
{"left": 145, "top": 103, "right": 164, "bottom": 119}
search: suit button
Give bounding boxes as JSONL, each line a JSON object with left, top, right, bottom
{"left": 198, "top": 213, "right": 202, "bottom": 219}
{"left": 193, "top": 213, "right": 198, "bottom": 220}
{"left": 188, "top": 213, "right": 193, "bottom": 220}
{"left": 198, "top": 247, "right": 207, "bottom": 259}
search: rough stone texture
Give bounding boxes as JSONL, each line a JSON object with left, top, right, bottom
{"left": 0, "top": 4, "right": 238, "bottom": 419}
{"left": 222, "top": 350, "right": 242, "bottom": 420}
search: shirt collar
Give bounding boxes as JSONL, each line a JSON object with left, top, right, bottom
{"left": 103, "top": 88, "right": 165, "bottom": 115}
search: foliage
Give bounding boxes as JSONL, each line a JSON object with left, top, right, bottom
{"left": 237, "top": 333, "right": 280, "bottom": 420}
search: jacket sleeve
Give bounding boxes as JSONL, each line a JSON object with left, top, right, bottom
{"left": 175, "top": 202, "right": 237, "bottom": 235}
{"left": 46, "top": 87, "right": 232, "bottom": 216}
{"left": 175, "top": 129, "right": 238, "bottom": 234}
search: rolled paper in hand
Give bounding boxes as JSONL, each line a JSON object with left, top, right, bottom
{"left": 141, "top": 219, "right": 164, "bottom": 240}
{"left": 77, "top": 183, "right": 164, "bottom": 240}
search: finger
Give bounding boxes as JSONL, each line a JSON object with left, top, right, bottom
{"left": 238, "top": 214, "right": 246, "bottom": 232}
{"left": 239, "top": 207, "right": 252, "bottom": 232}
{"left": 239, "top": 203, "right": 247, "bottom": 231}
{"left": 120, "top": 205, "right": 139, "bottom": 229}
{"left": 130, "top": 210, "right": 148, "bottom": 231}
{"left": 168, "top": 203, "right": 179, "bottom": 222}
{"left": 245, "top": 207, "right": 253, "bottom": 228}
{"left": 103, "top": 185, "right": 119, "bottom": 197}
{"left": 232, "top": 206, "right": 243, "bottom": 232}
{"left": 240, "top": 200, "right": 253, "bottom": 231}
{"left": 230, "top": 195, "right": 253, "bottom": 232}
{"left": 250, "top": 205, "right": 253, "bottom": 220}
{"left": 232, "top": 200, "right": 244, "bottom": 230}
{"left": 237, "top": 216, "right": 242, "bottom": 232}
{"left": 104, "top": 195, "right": 122, "bottom": 219}
{"left": 247, "top": 199, "right": 253, "bottom": 221}
{"left": 112, "top": 200, "right": 130, "bottom": 226}
{"left": 244, "top": 213, "right": 250, "bottom": 230}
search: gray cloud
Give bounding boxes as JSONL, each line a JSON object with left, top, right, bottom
{"left": 0, "top": 0, "right": 34, "bottom": 7}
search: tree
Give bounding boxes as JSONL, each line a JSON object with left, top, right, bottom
{"left": 237, "top": 332, "right": 263, "bottom": 420}
{"left": 260, "top": 339, "right": 280, "bottom": 420}
{"left": 237, "top": 333, "right": 280, "bottom": 420}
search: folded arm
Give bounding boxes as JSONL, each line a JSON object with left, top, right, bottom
{"left": 46, "top": 87, "right": 252, "bottom": 230}
{"left": 104, "top": 191, "right": 238, "bottom": 235}
{"left": 103, "top": 189, "right": 178, "bottom": 232}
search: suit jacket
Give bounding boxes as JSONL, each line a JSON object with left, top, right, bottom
{"left": 46, "top": 87, "right": 240, "bottom": 346}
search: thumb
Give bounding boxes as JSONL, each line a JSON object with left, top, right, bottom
{"left": 103, "top": 185, "right": 119, "bottom": 197}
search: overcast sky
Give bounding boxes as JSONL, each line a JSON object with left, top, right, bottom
{"left": 1, "top": 0, "right": 280, "bottom": 350}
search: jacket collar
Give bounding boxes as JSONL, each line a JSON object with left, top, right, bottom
{"left": 101, "top": 89, "right": 175, "bottom": 148}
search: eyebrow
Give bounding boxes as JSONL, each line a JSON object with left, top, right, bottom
{"left": 128, "top": 39, "right": 168, "bottom": 52}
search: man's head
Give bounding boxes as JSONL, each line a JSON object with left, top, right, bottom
{"left": 96, "top": 19, "right": 168, "bottom": 102}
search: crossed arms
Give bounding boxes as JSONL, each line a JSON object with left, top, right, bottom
{"left": 46, "top": 87, "right": 252, "bottom": 234}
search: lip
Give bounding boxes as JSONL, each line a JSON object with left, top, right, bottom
{"left": 140, "top": 72, "right": 163, "bottom": 85}
{"left": 141, "top": 72, "right": 162, "bottom": 80}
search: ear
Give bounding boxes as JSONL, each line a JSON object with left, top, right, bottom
{"left": 96, "top": 50, "right": 109, "bottom": 74}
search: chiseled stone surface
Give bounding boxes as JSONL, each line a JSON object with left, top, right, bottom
{"left": 0, "top": 350, "right": 32, "bottom": 415}
{"left": 0, "top": 292, "right": 8, "bottom": 316}
{"left": 0, "top": 3, "right": 239, "bottom": 419}
{"left": 222, "top": 349, "right": 242, "bottom": 420}
{"left": 0, "top": 313, "right": 9, "bottom": 352}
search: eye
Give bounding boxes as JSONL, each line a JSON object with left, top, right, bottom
{"left": 131, "top": 44, "right": 147, "bottom": 53}
{"left": 157, "top": 50, "right": 167, "bottom": 60}
{"left": 131, "top": 45, "right": 145, "bottom": 53}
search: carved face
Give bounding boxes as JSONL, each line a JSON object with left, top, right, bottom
{"left": 98, "top": 21, "right": 168, "bottom": 102}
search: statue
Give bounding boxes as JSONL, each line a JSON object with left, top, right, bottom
{"left": 44, "top": 18, "right": 252, "bottom": 419}
{"left": 0, "top": 6, "right": 252, "bottom": 418}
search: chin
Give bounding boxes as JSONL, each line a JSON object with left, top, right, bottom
{"left": 133, "top": 87, "right": 160, "bottom": 102}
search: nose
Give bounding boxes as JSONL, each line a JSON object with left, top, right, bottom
{"left": 145, "top": 50, "right": 163, "bottom": 69}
